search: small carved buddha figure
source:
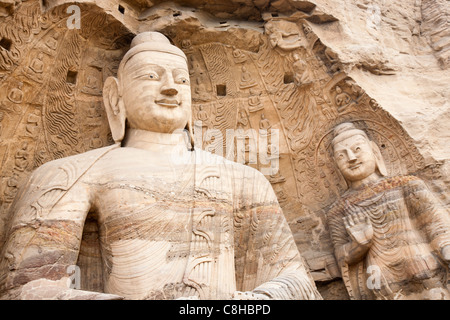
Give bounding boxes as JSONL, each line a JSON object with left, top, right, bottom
{"left": 236, "top": 107, "right": 249, "bottom": 129}
{"left": 232, "top": 47, "right": 247, "bottom": 64}
{"left": 45, "top": 33, "right": 58, "bottom": 51}
{"left": 327, "top": 122, "right": 450, "bottom": 300}
{"left": 14, "top": 142, "right": 28, "bottom": 172}
{"left": 4, "top": 173, "right": 19, "bottom": 203}
{"left": 193, "top": 77, "right": 210, "bottom": 101}
{"left": 292, "top": 53, "right": 312, "bottom": 87}
{"left": 7, "top": 82, "right": 23, "bottom": 104}
{"left": 89, "top": 133, "right": 103, "bottom": 149}
{"left": 248, "top": 89, "right": 264, "bottom": 113}
{"left": 26, "top": 52, "right": 45, "bottom": 82}
{"left": 0, "top": 32, "right": 320, "bottom": 301}
{"left": 259, "top": 113, "right": 271, "bottom": 134}
{"left": 302, "top": 24, "right": 316, "bottom": 43}
{"left": 334, "top": 86, "right": 352, "bottom": 112}
{"left": 195, "top": 104, "right": 208, "bottom": 127}
{"left": 239, "top": 66, "right": 257, "bottom": 89}
{"left": 25, "top": 109, "right": 40, "bottom": 137}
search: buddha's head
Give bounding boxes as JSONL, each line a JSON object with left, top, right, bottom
{"left": 103, "top": 32, "right": 193, "bottom": 146}
{"left": 331, "top": 122, "right": 387, "bottom": 188}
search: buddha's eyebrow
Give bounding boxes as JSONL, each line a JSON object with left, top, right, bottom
{"left": 126, "top": 63, "right": 163, "bottom": 76}
{"left": 172, "top": 67, "right": 189, "bottom": 73}
{"left": 172, "top": 68, "right": 189, "bottom": 77}
{"left": 334, "top": 138, "right": 366, "bottom": 153}
{"left": 350, "top": 137, "right": 367, "bottom": 148}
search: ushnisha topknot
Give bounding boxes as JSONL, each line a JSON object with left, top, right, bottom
{"left": 332, "top": 122, "right": 369, "bottom": 147}
{"left": 117, "top": 32, "right": 187, "bottom": 88}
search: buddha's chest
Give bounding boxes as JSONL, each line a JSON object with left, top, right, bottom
{"left": 92, "top": 163, "right": 196, "bottom": 216}
{"left": 93, "top": 177, "right": 237, "bottom": 299}
{"left": 93, "top": 172, "right": 234, "bottom": 244}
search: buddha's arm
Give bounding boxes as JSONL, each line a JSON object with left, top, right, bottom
{"left": 233, "top": 171, "right": 321, "bottom": 300}
{"left": 0, "top": 167, "right": 120, "bottom": 300}
{"left": 335, "top": 240, "right": 371, "bottom": 267}
{"left": 250, "top": 217, "right": 322, "bottom": 300}
{"left": 405, "top": 178, "right": 450, "bottom": 260}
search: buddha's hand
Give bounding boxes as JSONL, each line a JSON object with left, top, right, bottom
{"left": 19, "top": 278, "right": 123, "bottom": 300}
{"left": 343, "top": 201, "right": 373, "bottom": 246}
{"left": 441, "top": 245, "right": 450, "bottom": 263}
{"left": 231, "top": 291, "right": 270, "bottom": 300}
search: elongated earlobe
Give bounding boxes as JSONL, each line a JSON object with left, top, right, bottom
{"left": 185, "top": 120, "right": 194, "bottom": 151}
{"left": 103, "top": 76, "right": 126, "bottom": 143}
{"left": 370, "top": 141, "right": 388, "bottom": 176}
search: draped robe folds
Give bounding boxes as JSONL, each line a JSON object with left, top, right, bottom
{"left": 0, "top": 145, "right": 320, "bottom": 300}
{"left": 328, "top": 176, "right": 450, "bottom": 300}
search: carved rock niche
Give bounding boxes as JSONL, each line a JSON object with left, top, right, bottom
{"left": 0, "top": 0, "right": 447, "bottom": 300}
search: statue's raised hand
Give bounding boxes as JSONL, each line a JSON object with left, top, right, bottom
{"left": 343, "top": 201, "right": 373, "bottom": 246}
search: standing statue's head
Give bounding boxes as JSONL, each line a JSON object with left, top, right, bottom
{"left": 331, "top": 122, "right": 387, "bottom": 189}
{"left": 102, "top": 31, "right": 193, "bottom": 146}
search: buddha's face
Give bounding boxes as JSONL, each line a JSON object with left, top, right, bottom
{"left": 333, "top": 134, "right": 377, "bottom": 183}
{"left": 120, "top": 51, "right": 191, "bottom": 133}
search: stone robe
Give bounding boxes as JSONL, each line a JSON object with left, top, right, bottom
{"left": 0, "top": 145, "right": 320, "bottom": 300}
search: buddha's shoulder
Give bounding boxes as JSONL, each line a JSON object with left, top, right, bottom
{"left": 32, "top": 145, "right": 119, "bottom": 178}
{"left": 194, "top": 148, "right": 269, "bottom": 182}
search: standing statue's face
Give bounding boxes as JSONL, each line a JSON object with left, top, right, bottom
{"left": 333, "top": 135, "right": 377, "bottom": 183}
{"left": 120, "top": 51, "right": 191, "bottom": 133}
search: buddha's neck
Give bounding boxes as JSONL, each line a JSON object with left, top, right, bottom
{"left": 123, "top": 128, "right": 191, "bottom": 155}
{"left": 349, "top": 172, "right": 381, "bottom": 190}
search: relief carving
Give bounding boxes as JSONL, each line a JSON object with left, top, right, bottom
{"left": 7, "top": 82, "right": 23, "bottom": 104}
{"left": 264, "top": 20, "right": 304, "bottom": 51}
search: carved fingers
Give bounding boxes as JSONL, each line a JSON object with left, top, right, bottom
{"left": 343, "top": 211, "right": 370, "bottom": 228}
{"left": 343, "top": 200, "right": 374, "bottom": 246}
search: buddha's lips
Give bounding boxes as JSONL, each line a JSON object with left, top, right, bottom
{"left": 348, "top": 162, "right": 362, "bottom": 170}
{"left": 156, "top": 99, "right": 180, "bottom": 108}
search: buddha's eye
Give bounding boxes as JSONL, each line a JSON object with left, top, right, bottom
{"left": 355, "top": 146, "right": 361, "bottom": 152}
{"left": 148, "top": 72, "right": 159, "bottom": 80}
{"left": 176, "top": 76, "right": 190, "bottom": 85}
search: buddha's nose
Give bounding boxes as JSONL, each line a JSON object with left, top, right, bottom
{"left": 161, "top": 86, "right": 178, "bottom": 96}
{"left": 347, "top": 150, "right": 357, "bottom": 162}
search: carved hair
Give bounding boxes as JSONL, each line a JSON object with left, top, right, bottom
{"left": 117, "top": 32, "right": 187, "bottom": 83}
{"left": 331, "top": 122, "right": 369, "bottom": 146}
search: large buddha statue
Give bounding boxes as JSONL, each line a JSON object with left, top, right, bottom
{"left": 327, "top": 122, "right": 450, "bottom": 300}
{"left": 0, "top": 32, "right": 320, "bottom": 300}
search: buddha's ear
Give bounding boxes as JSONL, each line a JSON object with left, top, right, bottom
{"left": 185, "top": 118, "right": 195, "bottom": 151}
{"left": 370, "top": 140, "right": 388, "bottom": 177}
{"left": 103, "top": 76, "right": 126, "bottom": 144}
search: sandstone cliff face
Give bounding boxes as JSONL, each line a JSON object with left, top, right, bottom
{"left": 311, "top": 0, "right": 450, "bottom": 163}
{"left": 0, "top": 0, "right": 448, "bottom": 299}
